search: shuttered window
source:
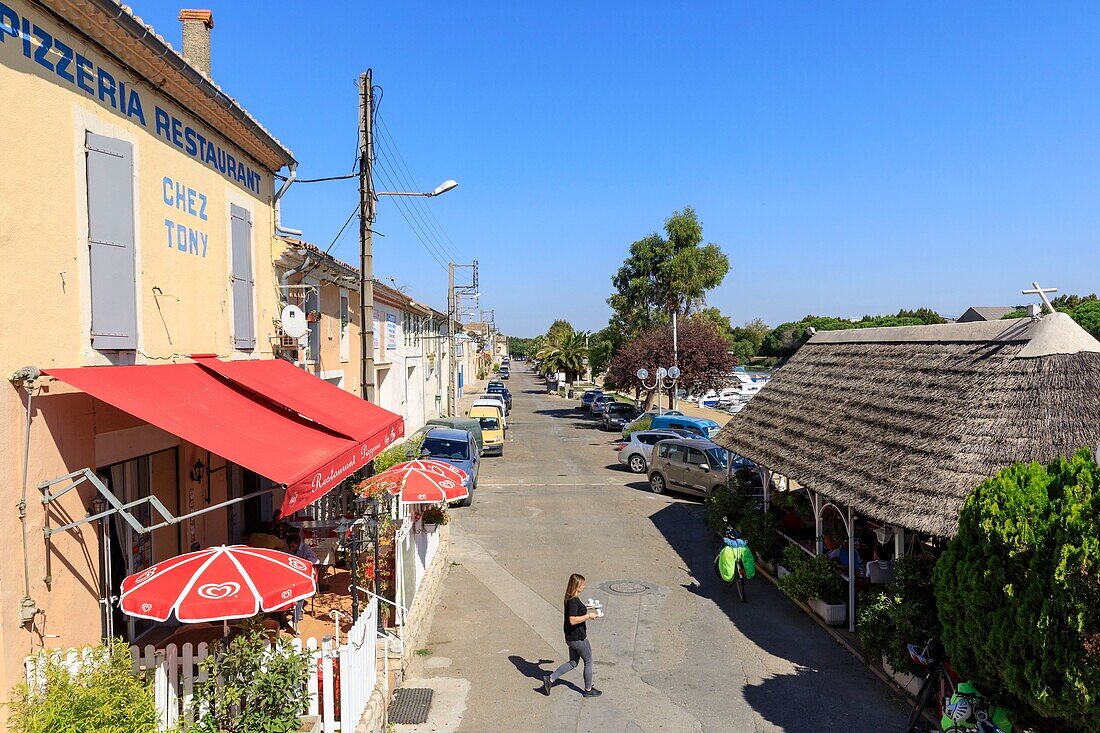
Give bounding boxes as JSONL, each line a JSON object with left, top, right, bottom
{"left": 86, "top": 132, "right": 137, "bottom": 350}
{"left": 230, "top": 204, "right": 255, "bottom": 350}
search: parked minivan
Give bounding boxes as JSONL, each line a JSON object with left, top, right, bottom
{"left": 649, "top": 414, "right": 721, "bottom": 440}
{"left": 468, "top": 407, "right": 505, "bottom": 455}
{"left": 468, "top": 400, "right": 506, "bottom": 430}
{"left": 647, "top": 438, "right": 729, "bottom": 498}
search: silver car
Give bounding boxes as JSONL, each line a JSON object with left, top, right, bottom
{"left": 616, "top": 429, "right": 692, "bottom": 474}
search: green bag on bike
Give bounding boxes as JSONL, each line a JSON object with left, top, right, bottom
{"left": 717, "top": 545, "right": 756, "bottom": 581}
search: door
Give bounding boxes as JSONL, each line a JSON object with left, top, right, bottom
{"left": 662, "top": 444, "right": 689, "bottom": 488}
{"left": 103, "top": 457, "right": 154, "bottom": 641}
{"left": 683, "top": 448, "right": 714, "bottom": 496}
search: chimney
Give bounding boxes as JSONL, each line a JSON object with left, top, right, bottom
{"left": 178, "top": 9, "right": 214, "bottom": 76}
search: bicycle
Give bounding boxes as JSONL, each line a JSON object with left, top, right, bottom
{"left": 903, "top": 639, "right": 1011, "bottom": 733}
{"left": 720, "top": 527, "right": 749, "bottom": 602}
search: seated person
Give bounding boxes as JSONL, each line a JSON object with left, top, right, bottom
{"left": 248, "top": 522, "right": 286, "bottom": 551}
{"left": 827, "top": 545, "right": 864, "bottom": 574}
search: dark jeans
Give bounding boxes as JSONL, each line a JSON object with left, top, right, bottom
{"left": 549, "top": 638, "right": 593, "bottom": 690}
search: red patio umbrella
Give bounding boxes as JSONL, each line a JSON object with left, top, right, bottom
{"left": 358, "top": 459, "right": 469, "bottom": 504}
{"left": 119, "top": 545, "right": 316, "bottom": 631}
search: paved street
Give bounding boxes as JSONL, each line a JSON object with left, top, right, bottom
{"left": 400, "top": 367, "right": 907, "bottom": 733}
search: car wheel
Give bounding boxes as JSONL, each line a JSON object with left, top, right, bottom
{"left": 628, "top": 455, "right": 647, "bottom": 473}
{"left": 649, "top": 473, "right": 666, "bottom": 494}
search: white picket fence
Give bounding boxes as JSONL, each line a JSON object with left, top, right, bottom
{"left": 24, "top": 596, "right": 380, "bottom": 733}
{"left": 394, "top": 519, "right": 442, "bottom": 627}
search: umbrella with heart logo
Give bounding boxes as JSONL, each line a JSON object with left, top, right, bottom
{"left": 119, "top": 545, "right": 317, "bottom": 632}
{"left": 356, "top": 459, "right": 469, "bottom": 505}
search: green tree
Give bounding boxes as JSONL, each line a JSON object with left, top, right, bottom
{"left": 933, "top": 449, "right": 1100, "bottom": 730}
{"left": 536, "top": 329, "right": 589, "bottom": 384}
{"left": 545, "top": 319, "right": 575, "bottom": 346}
{"left": 731, "top": 318, "right": 770, "bottom": 352}
{"left": 507, "top": 336, "right": 539, "bottom": 358}
{"left": 607, "top": 207, "right": 730, "bottom": 337}
{"left": 691, "top": 307, "right": 734, "bottom": 343}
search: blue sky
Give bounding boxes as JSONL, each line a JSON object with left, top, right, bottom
{"left": 140, "top": 2, "right": 1100, "bottom": 336}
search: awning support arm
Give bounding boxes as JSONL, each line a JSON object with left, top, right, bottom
{"left": 38, "top": 467, "right": 276, "bottom": 537}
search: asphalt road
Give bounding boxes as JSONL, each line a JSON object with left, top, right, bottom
{"left": 399, "top": 366, "right": 908, "bottom": 733}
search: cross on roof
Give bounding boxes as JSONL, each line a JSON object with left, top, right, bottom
{"left": 1022, "top": 281, "right": 1058, "bottom": 315}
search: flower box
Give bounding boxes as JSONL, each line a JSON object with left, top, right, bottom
{"left": 300, "top": 715, "right": 322, "bottom": 733}
{"left": 424, "top": 523, "right": 438, "bottom": 533}
{"left": 808, "top": 597, "right": 846, "bottom": 626}
{"left": 776, "top": 564, "right": 791, "bottom": 579}
{"left": 882, "top": 657, "right": 924, "bottom": 697}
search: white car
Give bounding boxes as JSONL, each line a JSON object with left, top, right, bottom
{"left": 476, "top": 393, "right": 509, "bottom": 416}
{"left": 616, "top": 429, "right": 692, "bottom": 473}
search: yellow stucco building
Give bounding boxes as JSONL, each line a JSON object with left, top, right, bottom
{"left": 0, "top": 0, "right": 307, "bottom": 697}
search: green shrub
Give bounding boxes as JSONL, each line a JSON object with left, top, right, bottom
{"left": 704, "top": 484, "right": 750, "bottom": 535}
{"left": 934, "top": 449, "right": 1100, "bottom": 731}
{"left": 857, "top": 554, "right": 938, "bottom": 674}
{"left": 8, "top": 641, "right": 161, "bottom": 733}
{"left": 739, "top": 510, "right": 785, "bottom": 564}
{"left": 192, "top": 628, "right": 311, "bottom": 733}
{"left": 373, "top": 434, "right": 426, "bottom": 473}
{"left": 779, "top": 544, "right": 845, "bottom": 605}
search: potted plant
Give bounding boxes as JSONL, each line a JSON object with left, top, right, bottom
{"left": 306, "top": 309, "right": 321, "bottom": 323}
{"left": 778, "top": 545, "right": 847, "bottom": 625}
{"left": 420, "top": 504, "right": 449, "bottom": 530}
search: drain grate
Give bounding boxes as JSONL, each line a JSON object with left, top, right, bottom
{"left": 389, "top": 687, "right": 433, "bottom": 725}
{"left": 608, "top": 581, "right": 648, "bottom": 595}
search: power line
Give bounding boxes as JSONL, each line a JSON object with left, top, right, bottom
{"left": 274, "top": 172, "right": 357, "bottom": 183}
{"left": 376, "top": 113, "right": 462, "bottom": 262}
{"left": 296, "top": 202, "right": 361, "bottom": 281}
{"left": 373, "top": 154, "right": 452, "bottom": 268}
{"left": 373, "top": 164, "right": 449, "bottom": 273}
{"left": 373, "top": 123, "right": 457, "bottom": 264}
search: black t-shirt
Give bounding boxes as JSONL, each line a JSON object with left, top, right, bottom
{"left": 564, "top": 596, "right": 587, "bottom": 641}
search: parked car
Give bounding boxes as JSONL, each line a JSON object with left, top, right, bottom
{"left": 486, "top": 383, "right": 512, "bottom": 410}
{"left": 589, "top": 394, "right": 615, "bottom": 417}
{"left": 621, "top": 409, "right": 684, "bottom": 435}
{"left": 468, "top": 399, "right": 506, "bottom": 430}
{"left": 647, "top": 438, "right": 729, "bottom": 498}
{"left": 423, "top": 417, "right": 484, "bottom": 455}
{"left": 417, "top": 427, "right": 480, "bottom": 506}
{"left": 649, "top": 414, "right": 721, "bottom": 440}
{"left": 602, "top": 402, "right": 641, "bottom": 431}
{"left": 499, "top": 366, "right": 510, "bottom": 380}
{"left": 476, "top": 392, "right": 509, "bottom": 416}
{"left": 580, "top": 389, "right": 604, "bottom": 411}
{"left": 616, "top": 429, "right": 686, "bottom": 473}
{"left": 468, "top": 408, "right": 505, "bottom": 456}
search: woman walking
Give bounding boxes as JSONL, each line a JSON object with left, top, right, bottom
{"left": 543, "top": 573, "right": 601, "bottom": 698}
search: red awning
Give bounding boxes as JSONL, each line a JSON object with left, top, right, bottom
{"left": 44, "top": 360, "right": 403, "bottom": 515}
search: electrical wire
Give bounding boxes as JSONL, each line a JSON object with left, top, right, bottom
{"left": 274, "top": 172, "right": 357, "bottom": 183}
{"left": 373, "top": 163, "right": 449, "bottom": 272}
{"left": 296, "top": 202, "right": 362, "bottom": 281}
{"left": 373, "top": 154, "right": 453, "bottom": 268}
{"left": 376, "top": 113, "right": 462, "bottom": 262}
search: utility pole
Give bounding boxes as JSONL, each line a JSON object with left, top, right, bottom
{"left": 358, "top": 70, "right": 376, "bottom": 402}
{"left": 447, "top": 263, "right": 455, "bottom": 416}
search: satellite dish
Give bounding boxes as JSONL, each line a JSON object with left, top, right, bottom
{"left": 281, "top": 305, "right": 308, "bottom": 338}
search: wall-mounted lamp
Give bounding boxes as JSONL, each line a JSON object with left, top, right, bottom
{"left": 189, "top": 459, "right": 206, "bottom": 483}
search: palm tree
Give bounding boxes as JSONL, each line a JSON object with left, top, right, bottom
{"left": 536, "top": 330, "right": 589, "bottom": 384}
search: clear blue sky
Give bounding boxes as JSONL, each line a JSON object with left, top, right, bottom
{"left": 140, "top": 2, "right": 1100, "bottom": 336}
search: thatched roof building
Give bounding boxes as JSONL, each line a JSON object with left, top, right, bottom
{"left": 713, "top": 313, "right": 1100, "bottom": 537}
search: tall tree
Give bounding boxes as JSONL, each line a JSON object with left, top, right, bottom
{"left": 607, "top": 207, "right": 730, "bottom": 338}
{"left": 536, "top": 329, "right": 589, "bottom": 384}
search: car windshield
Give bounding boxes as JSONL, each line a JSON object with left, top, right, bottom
{"left": 421, "top": 437, "right": 469, "bottom": 460}
{"left": 607, "top": 404, "right": 632, "bottom": 414}
{"left": 704, "top": 447, "right": 728, "bottom": 468}
{"left": 477, "top": 417, "right": 500, "bottom": 431}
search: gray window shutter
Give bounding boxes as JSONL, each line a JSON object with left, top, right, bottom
{"left": 85, "top": 132, "right": 137, "bottom": 350}
{"left": 230, "top": 204, "right": 255, "bottom": 350}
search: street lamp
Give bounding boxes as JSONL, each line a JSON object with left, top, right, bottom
{"left": 636, "top": 366, "right": 680, "bottom": 414}
{"left": 377, "top": 179, "right": 459, "bottom": 198}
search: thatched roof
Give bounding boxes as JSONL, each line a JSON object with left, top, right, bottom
{"left": 713, "top": 313, "right": 1100, "bottom": 536}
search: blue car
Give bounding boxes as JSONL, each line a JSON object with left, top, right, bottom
{"left": 580, "top": 389, "right": 604, "bottom": 411}
{"left": 417, "top": 427, "right": 480, "bottom": 507}
{"left": 590, "top": 394, "right": 615, "bottom": 417}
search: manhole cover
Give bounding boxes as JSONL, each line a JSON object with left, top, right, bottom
{"left": 608, "top": 581, "right": 648, "bottom": 595}
{"left": 389, "top": 687, "right": 433, "bottom": 724}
